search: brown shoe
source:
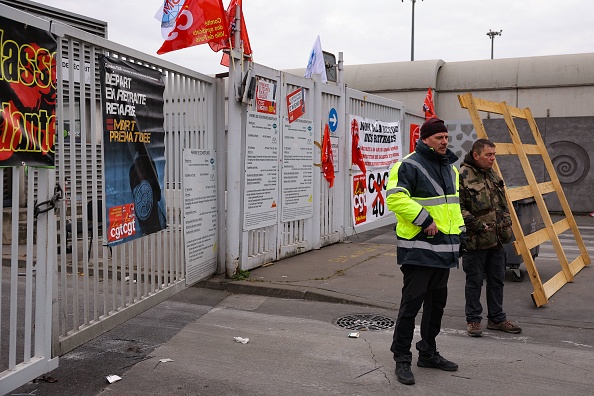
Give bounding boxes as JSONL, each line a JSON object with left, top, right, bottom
{"left": 487, "top": 320, "right": 522, "bottom": 334}
{"left": 467, "top": 322, "right": 482, "bottom": 337}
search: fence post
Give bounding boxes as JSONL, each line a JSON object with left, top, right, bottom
{"left": 311, "top": 77, "right": 323, "bottom": 249}
{"left": 225, "top": 7, "right": 243, "bottom": 277}
{"left": 215, "top": 77, "right": 227, "bottom": 275}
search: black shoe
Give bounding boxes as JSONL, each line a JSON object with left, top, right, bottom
{"left": 417, "top": 352, "right": 458, "bottom": 371}
{"left": 395, "top": 362, "right": 415, "bottom": 385}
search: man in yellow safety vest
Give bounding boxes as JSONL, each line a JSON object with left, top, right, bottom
{"left": 386, "top": 117, "right": 465, "bottom": 386}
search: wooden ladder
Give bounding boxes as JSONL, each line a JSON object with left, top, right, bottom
{"left": 458, "top": 93, "right": 591, "bottom": 307}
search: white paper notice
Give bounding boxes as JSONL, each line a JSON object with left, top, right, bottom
{"left": 182, "top": 149, "right": 217, "bottom": 285}
{"left": 243, "top": 111, "right": 280, "bottom": 231}
{"left": 281, "top": 117, "right": 314, "bottom": 222}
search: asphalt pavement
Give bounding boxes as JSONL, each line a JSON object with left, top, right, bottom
{"left": 10, "top": 215, "right": 594, "bottom": 395}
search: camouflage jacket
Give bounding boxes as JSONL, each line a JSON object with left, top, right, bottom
{"left": 459, "top": 153, "right": 512, "bottom": 250}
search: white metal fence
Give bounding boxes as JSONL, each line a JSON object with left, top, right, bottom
{"left": 1, "top": 166, "right": 58, "bottom": 395}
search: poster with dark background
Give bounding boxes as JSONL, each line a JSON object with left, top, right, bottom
{"left": 0, "top": 15, "right": 57, "bottom": 167}
{"left": 99, "top": 56, "right": 167, "bottom": 245}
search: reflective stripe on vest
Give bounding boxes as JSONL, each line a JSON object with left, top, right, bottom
{"left": 414, "top": 209, "right": 430, "bottom": 226}
{"left": 397, "top": 239, "right": 460, "bottom": 253}
{"left": 387, "top": 187, "right": 408, "bottom": 197}
{"left": 401, "top": 157, "right": 458, "bottom": 196}
{"left": 412, "top": 196, "right": 460, "bottom": 206}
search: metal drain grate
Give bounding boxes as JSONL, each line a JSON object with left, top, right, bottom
{"left": 333, "top": 314, "right": 396, "bottom": 331}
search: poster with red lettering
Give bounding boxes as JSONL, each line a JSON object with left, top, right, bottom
{"left": 0, "top": 16, "right": 57, "bottom": 167}
{"left": 349, "top": 115, "right": 401, "bottom": 228}
{"left": 107, "top": 203, "right": 136, "bottom": 242}
{"left": 353, "top": 174, "right": 367, "bottom": 225}
{"left": 286, "top": 88, "right": 305, "bottom": 123}
{"left": 255, "top": 79, "right": 277, "bottom": 114}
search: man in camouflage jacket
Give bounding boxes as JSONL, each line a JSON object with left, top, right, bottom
{"left": 459, "top": 139, "right": 522, "bottom": 337}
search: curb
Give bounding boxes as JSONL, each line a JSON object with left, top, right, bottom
{"left": 195, "top": 276, "right": 396, "bottom": 310}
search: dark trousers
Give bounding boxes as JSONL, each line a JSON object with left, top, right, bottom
{"left": 462, "top": 247, "right": 506, "bottom": 323}
{"left": 391, "top": 265, "right": 450, "bottom": 363}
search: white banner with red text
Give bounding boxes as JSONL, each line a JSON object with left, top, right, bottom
{"left": 350, "top": 115, "right": 401, "bottom": 228}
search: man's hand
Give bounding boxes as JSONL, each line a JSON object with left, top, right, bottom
{"left": 424, "top": 221, "right": 438, "bottom": 236}
{"left": 460, "top": 232, "right": 468, "bottom": 255}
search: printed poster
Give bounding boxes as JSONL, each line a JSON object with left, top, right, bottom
{"left": 100, "top": 56, "right": 167, "bottom": 245}
{"left": 281, "top": 117, "right": 314, "bottom": 222}
{"left": 243, "top": 111, "right": 279, "bottom": 230}
{"left": 255, "top": 79, "right": 277, "bottom": 114}
{"left": 353, "top": 174, "right": 367, "bottom": 225}
{"left": 0, "top": 15, "right": 57, "bottom": 167}
{"left": 183, "top": 149, "right": 217, "bottom": 285}
{"left": 286, "top": 87, "right": 305, "bottom": 123}
{"left": 350, "top": 115, "right": 401, "bottom": 227}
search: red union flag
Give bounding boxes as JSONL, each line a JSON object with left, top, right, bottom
{"left": 322, "top": 123, "right": 335, "bottom": 188}
{"left": 409, "top": 123, "right": 420, "bottom": 152}
{"left": 350, "top": 118, "right": 366, "bottom": 174}
{"left": 423, "top": 87, "right": 437, "bottom": 121}
{"left": 211, "top": 0, "right": 252, "bottom": 67}
{"left": 157, "top": 0, "right": 229, "bottom": 55}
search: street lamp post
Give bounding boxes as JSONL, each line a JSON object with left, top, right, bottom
{"left": 487, "top": 29, "right": 502, "bottom": 59}
{"left": 402, "top": 0, "right": 423, "bottom": 61}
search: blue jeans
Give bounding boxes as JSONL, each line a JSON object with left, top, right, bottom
{"left": 462, "top": 247, "right": 506, "bottom": 323}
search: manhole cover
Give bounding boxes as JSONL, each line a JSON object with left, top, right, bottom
{"left": 333, "top": 314, "right": 396, "bottom": 331}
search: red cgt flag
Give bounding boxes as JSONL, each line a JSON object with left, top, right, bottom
{"left": 351, "top": 118, "right": 366, "bottom": 174}
{"left": 423, "top": 87, "right": 438, "bottom": 121}
{"left": 211, "top": 0, "right": 252, "bottom": 67}
{"left": 322, "top": 124, "right": 335, "bottom": 188}
{"left": 409, "top": 123, "right": 420, "bottom": 152}
{"left": 157, "top": 0, "right": 229, "bottom": 55}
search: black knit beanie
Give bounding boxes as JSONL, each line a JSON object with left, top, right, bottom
{"left": 420, "top": 118, "right": 448, "bottom": 139}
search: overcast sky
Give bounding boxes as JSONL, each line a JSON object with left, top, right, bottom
{"left": 29, "top": 0, "right": 594, "bottom": 75}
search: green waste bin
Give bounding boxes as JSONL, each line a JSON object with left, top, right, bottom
{"left": 504, "top": 197, "right": 543, "bottom": 282}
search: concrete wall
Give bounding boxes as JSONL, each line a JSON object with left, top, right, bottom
{"left": 445, "top": 117, "right": 593, "bottom": 213}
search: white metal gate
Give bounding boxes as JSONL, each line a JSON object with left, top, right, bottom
{"left": 232, "top": 62, "right": 336, "bottom": 271}
{"left": 51, "top": 17, "right": 220, "bottom": 355}
{"left": 231, "top": 60, "right": 411, "bottom": 271}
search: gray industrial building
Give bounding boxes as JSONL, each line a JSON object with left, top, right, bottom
{"left": 342, "top": 54, "right": 594, "bottom": 120}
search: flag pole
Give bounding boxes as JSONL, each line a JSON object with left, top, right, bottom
{"left": 235, "top": 3, "right": 242, "bottom": 72}
{"left": 228, "top": 37, "right": 236, "bottom": 71}
{"left": 236, "top": 3, "right": 243, "bottom": 72}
